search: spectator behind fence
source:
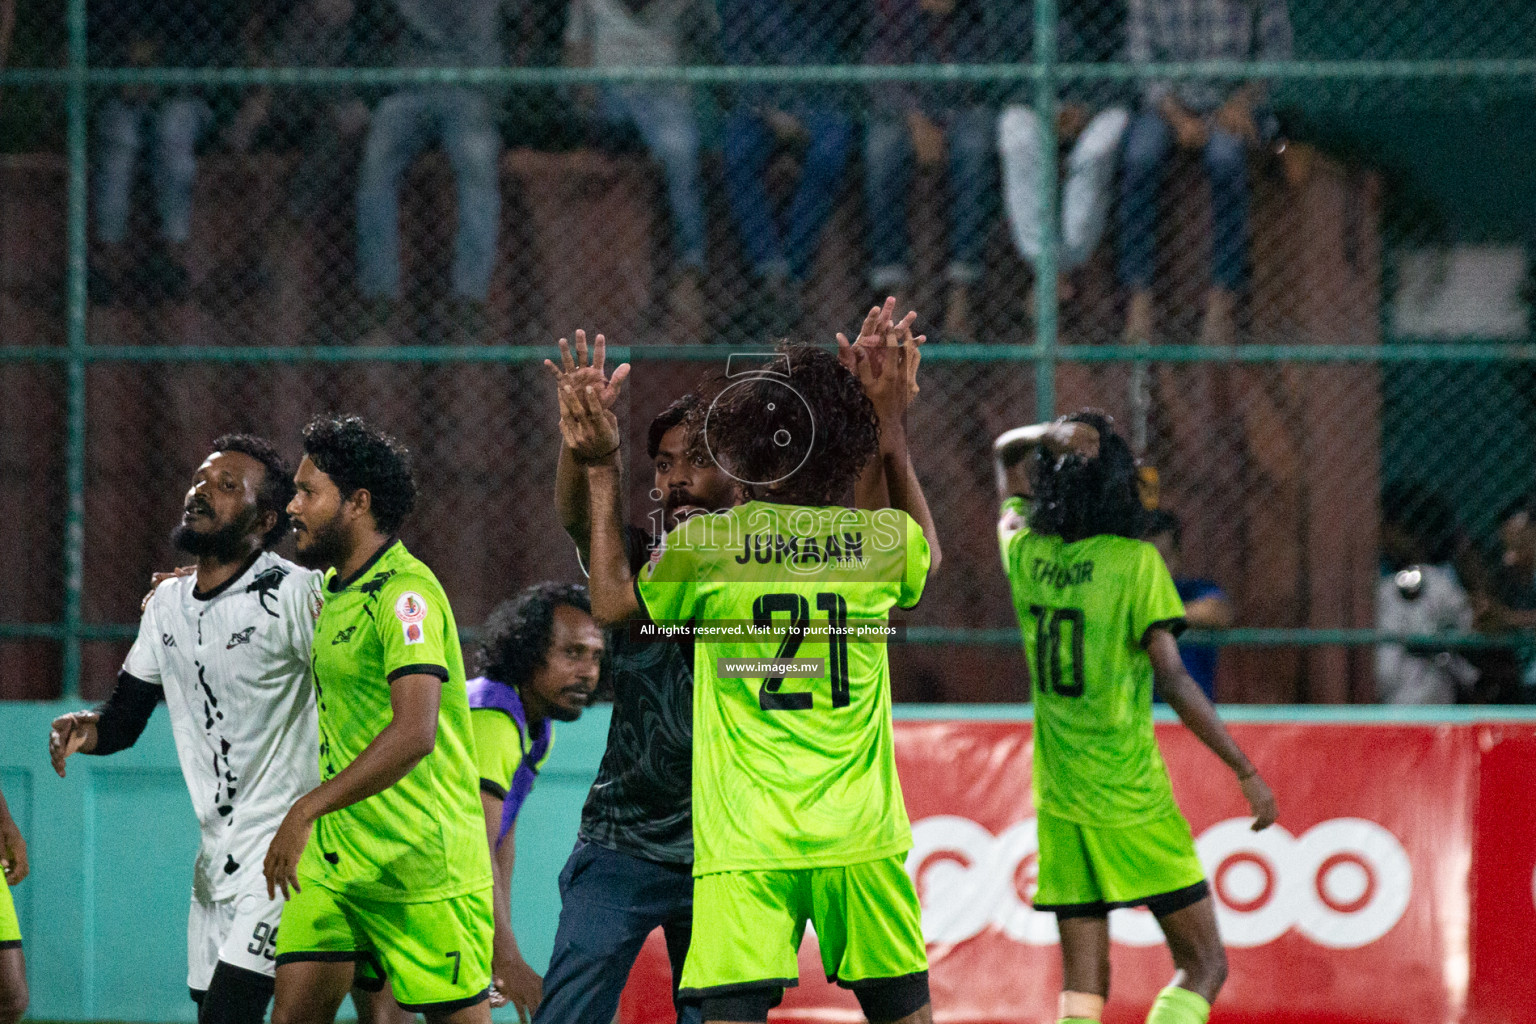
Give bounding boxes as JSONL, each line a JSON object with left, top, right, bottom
{"left": 564, "top": 0, "right": 720, "bottom": 343}
{"left": 1119, "top": 0, "right": 1293, "bottom": 345}
{"left": 1144, "top": 509, "right": 1231, "bottom": 701}
{"left": 1473, "top": 495, "right": 1536, "bottom": 701}
{"left": 355, "top": 0, "right": 505, "bottom": 344}
{"left": 861, "top": 0, "right": 995, "bottom": 340}
{"left": 224, "top": 0, "right": 370, "bottom": 333}
{"left": 1375, "top": 487, "right": 1478, "bottom": 705}
{"left": 90, "top": 0, "right": 247, "bottom": 307}
{"left": 719, "top": 0, "right": 857, "bottom": 337}
{"left": 998, "top": 0, "right": 1129, "bottom": 311}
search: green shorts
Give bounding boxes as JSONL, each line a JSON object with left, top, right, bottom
{"left": 274, "top": 881, "right": 492, "bottom": 1011}
{"left": 0, "top": 881, "right": 18, "bottom": 947}
{"left": 1034, "top": 807, "right": 1208, "bottom": 917}
{"left": 678, "top": 854, "right": 928, "bottom": 1001}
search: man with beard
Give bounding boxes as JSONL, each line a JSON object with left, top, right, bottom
{"left": 265, "top": 416, "right": 494, "bottom": 1024}
{"left": 465, "top": 583, "right": 604, "bottom": 1022}
{"left": 49, "top": 435, "right": 323, "bottom": 1024}
{"left": 534, "top": 331, "right": 740, "bottom": 1024}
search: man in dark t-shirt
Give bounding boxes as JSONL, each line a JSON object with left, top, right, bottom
{"left": 540, "top": 332, "right": 741, "bottom": 1024}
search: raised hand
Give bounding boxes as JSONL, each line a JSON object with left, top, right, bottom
{"left": 543, "top": 329, "right": 632, "bottom": 412}
{"left": 838, "top": 297, "right": 925, "bottom": 398}
{"left": 854, "top": 330, "right": 912, "bottom": 426}
{"left": 558, "top": 383, "right": 622, "bottom": 466}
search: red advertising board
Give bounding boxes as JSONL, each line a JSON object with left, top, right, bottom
{"left": 618, "top": 720, "right": 1535, "bottom": 1024}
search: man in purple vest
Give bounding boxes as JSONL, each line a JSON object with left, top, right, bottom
{"left": 466, "top": 583, "right": 605, "bottom": 1024}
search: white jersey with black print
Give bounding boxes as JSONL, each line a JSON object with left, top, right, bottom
{"left": 123, "top": 550, "right": 324, "bottom": 904}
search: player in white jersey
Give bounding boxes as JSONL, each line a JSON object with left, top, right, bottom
{"left": 49, "top": 435, "right": 323, "bottom": 1024}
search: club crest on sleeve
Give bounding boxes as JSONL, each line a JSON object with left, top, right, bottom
{"left": 395, "top": 591, "right": 427, "bottom": 625}
{"left": 649, "top": 535, "right": 666, "bottom": 566}
{"left": 402, "top": 622, "right": 424, "bottom": 646}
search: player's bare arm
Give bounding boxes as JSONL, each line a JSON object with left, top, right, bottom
{"left": 561, "top": 382, "right": 640, "bottom": 625}
{"left": 480, "top": 796, "right": 541, "bottom": 1024}
{"left": 546, "top": 330, "right": 631, "bottom": 562}
{"left": 0, "top": 788, "right": 27, "bottom": 887}
{"left": 1147, "top": 630, "right": 1277, "bottom": 831}
{"left": 842, "top": 298, "right": 925, "bottom": 511}
{"left": 853, "top": 323, "right": 942, "bottom": 576}
{"left": 264, "top": 674, "right": 443, "bottom": 899}
{"left": 992, "top": 420, "right": 1101, "bottom": 501}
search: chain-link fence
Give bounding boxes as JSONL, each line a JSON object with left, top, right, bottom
{"left": 3, "top": 0, "right": 1536, "bottom": 704}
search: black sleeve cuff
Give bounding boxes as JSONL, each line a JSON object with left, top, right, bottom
{"left": 479, "top": 779, "right": 508, "bottom": 801}
{"left": 92, "top": 671, "right": 164, "bottom": 755}
{"left": 1141, "top": 617, "right": 1188, "bottom": 646}
{"left": 387, "top": 664, "right": 450, "bottom": 683}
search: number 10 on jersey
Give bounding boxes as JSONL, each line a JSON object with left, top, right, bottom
{"left": 1028, "top": 605, "right": 1085, "bottom": 697}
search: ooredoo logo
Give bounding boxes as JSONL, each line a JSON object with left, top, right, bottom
{"left": 907, "top": 815, "right": 1412, "bottom": 950}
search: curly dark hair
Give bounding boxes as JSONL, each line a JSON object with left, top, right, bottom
{"left": 1030, "top": 410, "right": 1146, "bottom": 542}
{"left": 696, "top": 344, "right": 878, "bottom": 506}
{"left": 647, "top": 393, "right": 703, "bottom": 460}
{"left": 301, "top": 415, "right": 416, "bottom": 535}
{"left": 475, "top": 582, "right": 602, "bottom": 691}
{"left": 211, "top": 433, "right": 294, "bottom": 549}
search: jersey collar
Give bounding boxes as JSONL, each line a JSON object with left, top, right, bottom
{"left": 191, "top": 548, "right": 264, "bottom": 602}
{"left": 328, "top": 536, "right": 399, "bottom": 593}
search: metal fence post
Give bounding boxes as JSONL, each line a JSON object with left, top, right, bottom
{"left": 62, "top": 0, "right": 89, "bottom": 699}
{"left": 1033, "top": 0, "right": 1059, "bottom": 420}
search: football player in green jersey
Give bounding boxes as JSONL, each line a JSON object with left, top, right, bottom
{"left": 264, "top": 416, "right": 495, "bottom": 1024}
{"left": 571, "top": 313, "right": 941, "bottom": 1024}
{"left": 992, "top": 412, "right": 1277, "bottom": 1024}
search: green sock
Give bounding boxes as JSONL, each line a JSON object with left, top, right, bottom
{"left": 1145, "top": 986, "right": 1211, "bottom": 1024}
{"left": 1058, "top": 1018, "right": 1099, "bottom": 1024}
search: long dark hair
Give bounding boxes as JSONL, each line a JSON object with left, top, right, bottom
{"left": 1030, "top": 411, "right": 1146, "bottom": 542}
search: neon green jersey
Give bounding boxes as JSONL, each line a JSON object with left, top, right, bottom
{"left": 998, "top": 496, "right": 1187, "bottom": 827}
{"left": 302, "top": 540, "right": 492, "bottom": 901}
{"left": 636, "top": 501, "right": 930, "bottom": 875}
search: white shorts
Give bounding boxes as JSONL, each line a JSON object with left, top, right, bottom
{"left": 187, "top": 888, "right": 284, "bottom": 992}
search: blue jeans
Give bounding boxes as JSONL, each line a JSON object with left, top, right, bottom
{"left": 356, "top": 87, "right": 502, "bottom": 302}
{"left": 1117, "top": 110, "right": 1249, "bottom": 291}
{"left": 723, "top": 104, "right": 853, "bottom": 282}
{"left": 863, "top": 106, "right": 994, "bottom": 288}
{"left": 532, "top": 841, "right": 700, "bottom": 1024}
{"left": 94, "top": 97, "right": 211, "bottom": 244}
{"left": 598, "top": 87, "right": 706, "bottom": 271}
